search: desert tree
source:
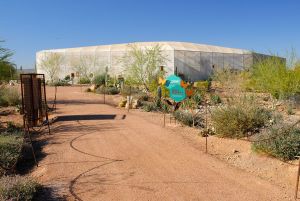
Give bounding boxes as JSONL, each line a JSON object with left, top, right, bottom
{"left": 0, "top": 40, "right": 16, "bottom": 81}
{"left": 40, "top": 52, "right": 64, "bottom": 83}
{"left": 71, "top": 54, "right": 99, "bottom": 79}
{"left": 120, "top": 44, "right": 167, "bottom": 92}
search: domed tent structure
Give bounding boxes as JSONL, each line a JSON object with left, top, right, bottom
{"left": 36, "top": 41, "right": 274, "bottom": 82}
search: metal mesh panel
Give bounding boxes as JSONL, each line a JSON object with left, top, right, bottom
{"left": 223, "top": 53, "right": 234, "bottom": 68}
{"left": 212, "top": 52, "right": 224, "bottom": 69}
{"left": 243, "top": 54, "right": 253, "bottom": 69}
{"left": 233, "top": 54, "right": 244, "bottom": 69}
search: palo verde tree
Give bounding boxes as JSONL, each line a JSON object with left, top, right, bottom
{"left": 0, "top": 40, "right": 16, "bottom": 81}
{"left": 40, "top": 52, "right": 64, "bottom": 83}
{"left": 120, "top": 44, "right": 167, "bottom": 92}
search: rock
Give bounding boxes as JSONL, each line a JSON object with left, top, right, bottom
{"left": 132, "top": 99, "right": 139, "bottom": 109}
{"left": 233, "top": 149, "right": 239, "bottom": 154}
{"left": 89, "top": 84, "right": 96, "bottom": 92}
{"left": 119, "top": 99, "right": 127, "bottom": 107}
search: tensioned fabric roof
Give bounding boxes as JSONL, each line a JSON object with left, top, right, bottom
{"left": 37, "top": 41, "right": 252, "bottom": 55}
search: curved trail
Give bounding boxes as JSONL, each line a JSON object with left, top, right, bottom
{"left": 32, "top": 87, "right": 292, "bottom": 201}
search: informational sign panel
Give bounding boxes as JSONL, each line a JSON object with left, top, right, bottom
{"left": 165, "top": 75, "right": 186, "bottom": 102}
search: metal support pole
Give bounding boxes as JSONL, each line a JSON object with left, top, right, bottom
{"left": 127, "top": 86, "right": 131, "bottom": 113}
{"left": 295, "top": 157, "right": 300, "bottom": 199}
{"left": 104, "top": 86, "right": 106, "bottom": 104}
{"left": 43, "top": 76, "right": 51, "bottom": 135}
{"left": 205, "top": 100, "right": 208, "bottom": 153}
{"left": 26, "top": 123, "right": 38, "bottom": 167}
{"left": 163, "top": 88, "right": 166, "bottom": 127}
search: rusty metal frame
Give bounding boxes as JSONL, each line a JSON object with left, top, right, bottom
{"left": 20, "top": 73, "right": 51, "bottom": 166}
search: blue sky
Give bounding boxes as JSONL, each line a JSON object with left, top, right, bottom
{"left": 1, "top": 0, "right": 300, "bottom": 69}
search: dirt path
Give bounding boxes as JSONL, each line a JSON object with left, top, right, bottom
{"left": 32, "top": 87, "right": 293, "bottom": 201}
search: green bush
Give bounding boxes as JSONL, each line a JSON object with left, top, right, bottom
{"left": 0, "top": 175, "right": 40, "bottom": 201}
{"left": 92, "top": 73, "right": 107, "bottom": 86}
{"left": 120, "top": 86, "right": 140, "bottom": 97}
{"left": 194, "top": 81, "right": 210, "bottom": 91}
{"left": 64, "top": 75, "right": 71, "bottom": 81}
{"left": 95, "top": 86, "right": 119, "bottom": 95}
{"left": 211, "top": 97, "right": 273, "bottom": 138}
{"left": 210, "top": 94, "right": 222, "bottom": 104}
{"left": 252, "top": 124, "right": 300, "bottom": 160}
{"left": 250, "top": 57, "right": 300, "bottom": 99}
{"left": 142, "top": 101, "right": 158, "bottom": 112}
{"left": 134, "top": 92, "right": 149, "bottom": 101}
{"left": 78, "top": 77, "right": 91, "bottom": 84}
{"left": 48, "top": 80, "right": 70, "bottom": 86}
{"left": 106, "top": 87, "right": 119, "bottom": 95}
{"left": 0, "top": 132, "right": 23, "bottom": 171}
{"left": 174, "top": 110, "right": 203, "bottom": 127}
{"left": 0, "top": 86, "right": 21, "bottom": 107}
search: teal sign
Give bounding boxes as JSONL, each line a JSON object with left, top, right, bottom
{"left": 165, "top": 75, "right": 186, "bottom": 102}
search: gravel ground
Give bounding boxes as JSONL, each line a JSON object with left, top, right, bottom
{"left": 29, "top": 86, "right": 295, "bottom": 201}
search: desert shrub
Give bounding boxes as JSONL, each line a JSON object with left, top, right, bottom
{"left": 250, "top": 56, "right": 300, "bottom": 99}
{"left": 78, "top": 77, "right": 91, "bottom": 84}
{"left": 0, "top": 175, "right": 40, "bottom": 201}
{"left": 48, "top": 79, "right": 70, "bottom": 86}
{"left": 211, "top": 97, "right": 274, "bottom": 138}
{"left": 0, "top": 86, "right": 21, "bottom": 107}
{"left": 95, "top": 86, "right": 119, "bottom": 95}
{"left": 160, "top": 100, "right": 170, "bottom": 113}
{"left": 120, "top": 86, "right": 141, "bottom": 97}
{"left": 194, "top": 80, "right": 211, "bottom": 92}
{"left": 106, "top": 87, "right": 120, "bottom": 95}
{"left": 134, "top": 92, "right": 149, "bottom": 101}
{"left": 210, "top": 94, "right": 222, "bottom": 105}
{"left": 174, "top": 110, "right": 203, "bottom": 127}
{"left": 142, "top": 101, "right": 158, "bottom": 112}
{"left": 64, "top": 75, "right": 71, "bottom": 80}
{"left": 0, "top": 131, "right": 23, "bottom": 171}
{"left": 85, "top": 88, "right": 92, "bottom": 92}
{"left": 92, "top": 73, "right": 107, "bottom": 86}
{"left": 252, "top": 124, "right": 300, "bottom": 160}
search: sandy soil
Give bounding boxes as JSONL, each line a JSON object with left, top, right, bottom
{"left": 29, "top": 86, "right": 296, "bottom": 201}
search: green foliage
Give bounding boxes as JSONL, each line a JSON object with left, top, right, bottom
{"left": 212, "top": 67, "right": 249, "bottom": 94}
{"left": 0, "top": 176, "right": 40, "bottom": 201}
{"left": 210, "top": 94, "right": 222, "bottom": 105}
{"left": 92, "top": 73, "right": 107, "bottom": 86}
{"left": 48, "top": 79, "right": 71, "bottom": 86}
{"left": 286, "top": 104, "right": 295, "bottom": 115}
{"left": 0, "top": 86, "right": 21, "bottom": 107}
{"left": 0, "top": 131, "right": 23, "bottom": 171}
{"left": 40, "top": 52, "right": 64, "bottom": 83}
{"left": 194, "top": 81, "right": 210, "bottom": 92}
{"left": 250, "top": 56, "right": 300, "bottom": 99}
{"left": 120, "top": 44, "right": 167, "bottom": 92}
{"left": 120, "top": 86, "right": 141, "bottom": 97}
{"left": 133, "top": 92, "right": 149, "bottom": 101}
{"left": 64, "top": 75, "right": 71, "bottom": 80}
{"left": 78, "top": 77, "right": 91, "bottom": 84}
{"left": 211, "top": 96, "right": 274, "bottom": 138}
{"left": 174, "top": 110, "right": 203, "bottom": 127}
{"left": 0, "top": 62, "right": 16, "bottom": 81}
{"left": 0, "top": 41, "right": 16, "bottom": 81}
{"left": 106, "top": 87, "right": 120, "bottom": 95}
{"left": 142, "top": 101, "right": 158, "bottom": 112}
{"left": 252, "top": 124, "right": 300, "bottom": 161}
{"left": 95, "top": 86, "right": 120, "bottom": 95}
{"left": 141, "top": 98, "right": 170, "bottom": 113}
{"left": 181, "top": 90, "right": 202, "bottom": 110}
